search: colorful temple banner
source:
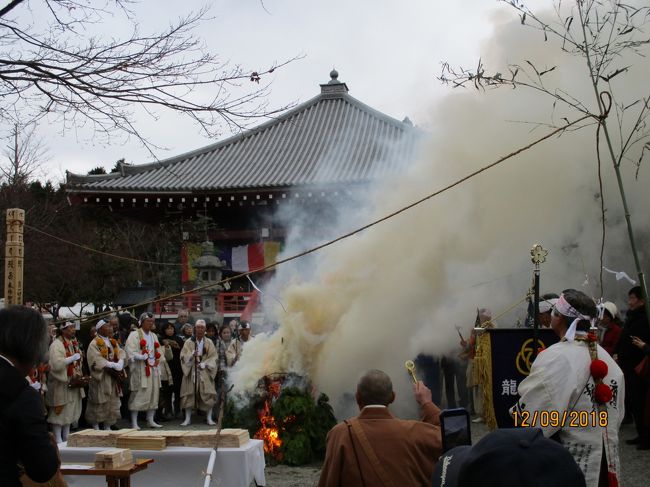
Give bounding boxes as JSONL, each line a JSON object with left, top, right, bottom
{"left": 182, "top": 242, "right": 281, "bottom": 282}
{"left": 478, "top": 328, "right": 560, "bottom": 429}
{"left": 227, "top": 242, "right": 281, "bottom": 272}
{"left": 181, "top": 243, "right": 202, "bottom": 282}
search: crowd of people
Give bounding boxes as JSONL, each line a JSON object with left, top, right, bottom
{"left": 411, "top": 287, "right": 650, "bottom": 435}
{"left": 319, "top": 286, "right": 650, "bottom": 486}
{"left": 28, "top": 309, "right": 255, "bottom": 442}
{"left": 2, "top": 283, "right": 649, "bottom": 486}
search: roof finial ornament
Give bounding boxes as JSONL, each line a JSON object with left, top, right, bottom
{"left": 329, "top": 68, "right": 340, "bottom": 84}
{"left": 320, "top": 68, "right": 348, "bottom": 93}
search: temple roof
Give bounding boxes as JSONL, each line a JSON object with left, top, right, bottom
{"left": 66, "top": 70, "right": 420, "bottom": 194}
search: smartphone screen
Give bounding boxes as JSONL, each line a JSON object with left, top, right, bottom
{"left": 440, "top": 408, "right": 471, "bottom": 452}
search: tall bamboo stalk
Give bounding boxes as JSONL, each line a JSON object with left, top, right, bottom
{"left": 577, "top": 1, "right": 650, "bottom": 324}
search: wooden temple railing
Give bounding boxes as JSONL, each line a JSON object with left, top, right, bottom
{"left": 153, "top": 292, "right": 253, "bottom": 315}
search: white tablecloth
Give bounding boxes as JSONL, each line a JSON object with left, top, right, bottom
{"left": 59, "top": 439, "right": 266, "bottom": 487}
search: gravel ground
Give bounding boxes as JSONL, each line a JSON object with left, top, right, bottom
{"left": 262, "top": 421, "right": 649, "bottom": 487}
{"left": 105, "top": 415, "right": 648, "bottom": 486}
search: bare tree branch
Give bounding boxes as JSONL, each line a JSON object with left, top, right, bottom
{"left": 1, "top": 122, "right": 49, "bottom": 186}
{"left": 0, "top": 1, "right": 300, "bottom": 147}
{"left": 0, "top": 0, "right": 25, "bottom": 18}
{"left": 439, "top": 0, "right": 650, "bottom": 309}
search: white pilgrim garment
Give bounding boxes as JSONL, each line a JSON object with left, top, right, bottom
{"left": 125, "top": 329, "right": 163, "bottom": 411}
{"left": 511, "top": 339, "right": 624, "bottom": 487}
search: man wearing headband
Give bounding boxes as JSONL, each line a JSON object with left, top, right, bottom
{"left": 597, "top": 302, "right": 622, "bottom": 356}
{"left": 85, "top": 316, "right": 126, "bottom": 430}
{"left": 538, "top": 296, "right": 558, "bottom": 328}
{"left": 45, "top": 320, "right": 85, "bottom": 443}
{"left": 125, "top": 312, "right": 164, "bottom": 429}
{"left": 510, "top": 289, "right": 624, "bottom": 487}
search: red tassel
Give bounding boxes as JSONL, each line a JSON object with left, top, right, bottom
{"left": 595, "top": 383, "right": 613, "bottom": 403}
{"left": 608, "top": 472, "right": 618, "bottom": 487}
{"left": 590, "top": 359, "right": 608, "bottom": 380}
{"left": 145, "top": 365, "right": 151, "bottom": 377}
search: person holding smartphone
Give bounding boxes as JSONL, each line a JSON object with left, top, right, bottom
{"left": 615, "top": 286, "right": 650, "bottom": 449}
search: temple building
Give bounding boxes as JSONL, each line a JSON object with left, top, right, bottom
{"left": 65, "top": 71, "right": 419, "bottom": 319}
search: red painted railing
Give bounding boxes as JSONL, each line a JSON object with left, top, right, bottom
{"left": 153, "top": 292, "right": 253, "bottom": 315}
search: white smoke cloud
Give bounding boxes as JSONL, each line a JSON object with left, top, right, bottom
{"left": 229, "top": 1, "right": 650, "bottom": 419}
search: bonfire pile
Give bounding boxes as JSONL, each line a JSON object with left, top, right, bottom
{"left": 224, "top": 373, "right": 336, "bottom": 465}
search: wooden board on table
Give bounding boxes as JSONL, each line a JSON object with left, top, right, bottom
{"left": 67, "top": 428, "right": 136, "bottom": 448}
{"left": 181, "top": 428, "right": 249, "bottom": 448}
{"left": 94, "top": 448, "right": 133, "bottom": 469}
{"left": 115, "top": 435, "right": 166, "bottom": 451}
{"left": 121, "top": 429, "right": 187, "bottom": 447}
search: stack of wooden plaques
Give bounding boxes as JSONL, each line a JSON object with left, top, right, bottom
{"left": 67, "top": 429, "right": 133, "bottom": 448}
{"left": 157, "top": 430, "right": 187, "bottom": 447}
{"left": 181, "top": 428, "right": 249, "bottom": 448}
{"left": 94, "top": 448, "right": 133, "bottom": 469}
{"left": 115, "top": 431, "right": 166, "bottom": 451}
{"left": 67, "top": 428, "right": 248, "bottom": 450}
{"left": 119, "top": 430, "right": 187, "bottom": 447}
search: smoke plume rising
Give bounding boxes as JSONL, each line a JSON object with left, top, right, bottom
{"left": 230, "top": 1, "right": 650, "bottom": 419}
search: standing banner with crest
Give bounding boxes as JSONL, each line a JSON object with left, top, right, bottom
{"left": 477, "top": 328, "right": 559, "bottom": 429}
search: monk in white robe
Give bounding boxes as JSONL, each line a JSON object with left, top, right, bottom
{"left": 86, "top": 317, "right": 125, "bottom": 429}
{"left": 45, "top": 321, "right": 86, "bottom": 443}
{"left": 125, "top": 312, "right": 164, "bottom": 429}
{"left": 180, "top": 319, "right": 218, "bottom": 425}
{"left": 511, "top": 290, "right": 624, "bottom": 487}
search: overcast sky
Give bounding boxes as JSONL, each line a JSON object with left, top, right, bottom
{"left": 28, "top": 0, "right": 544, "bottom": 180}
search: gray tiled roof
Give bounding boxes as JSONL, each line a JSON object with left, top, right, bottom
{"left": 66, "top": 74, "right": 420, "bottom": 193}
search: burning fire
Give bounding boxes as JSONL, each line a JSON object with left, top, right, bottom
{"left": 254, "top": 377, "right": 284, "bottom": 461}
{"left": 254, "top": 399, "right": 283, "bottom": 461}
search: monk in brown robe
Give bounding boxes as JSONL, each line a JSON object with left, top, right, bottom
{"left": 318, "top": 369, "right": 442, "bottom": 487}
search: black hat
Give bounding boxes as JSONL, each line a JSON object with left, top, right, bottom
{"left": 432, "top": 428, "right": 585, "bottom": 487}
{"left": 239, "top": 321, "right": 250, "bottom": 329}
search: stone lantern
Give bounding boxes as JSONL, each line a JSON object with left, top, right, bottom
{"left": 192, "top": 240, "right": 226, "bottom": 324}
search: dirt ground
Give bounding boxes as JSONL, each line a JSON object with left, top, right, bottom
{"left": 261, "top": 422, "right": 649, "bottom": 487}
{"left": 264, "top": 463, "right": 322, "bottom": 487}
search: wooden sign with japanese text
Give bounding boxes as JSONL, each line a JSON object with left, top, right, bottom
{"left": 4, "top": 208, "right": 24, "bottom": 306}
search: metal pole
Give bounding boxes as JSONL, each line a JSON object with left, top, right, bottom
{"left": 530, "top": 244, "right": 548, "bottom": 362}
{"left": 194, "top": 345, "right": 199, "bottom": 411}
{"left": 533, "top": 267, "right": 540, "bottom": 361}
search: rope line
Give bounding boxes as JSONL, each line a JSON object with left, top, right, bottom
{"left": 481, "top": 294, "right": 532, "bottom": 329}
{"left": 24, "top": 224, "right": 183, "bottom": 267}
{"left": 51, "top": 115, "right": 593, "bottom": 326}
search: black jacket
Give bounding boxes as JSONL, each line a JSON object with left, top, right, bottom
{"left": 0, "top": 359, "right": 59, "bottom": 486}
{"left": 159, "top": 333, "right": 184, "bottom": 381}
{"left": 615, "top": 307, "right": 650, "bottom": 371}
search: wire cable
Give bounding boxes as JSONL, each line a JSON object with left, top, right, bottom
{"left": 24, "top": 224, "right": 183, "bottom": 266}
{"left": 51, "top": 114, "right": 593, "bottom": 325}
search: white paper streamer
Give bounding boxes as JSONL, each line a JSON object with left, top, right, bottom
{"left": 602, "top": 266, "right": 636, "bottom": 285}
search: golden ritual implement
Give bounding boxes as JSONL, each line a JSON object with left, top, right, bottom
{"left": 405, "top": 360, "right": 418, "bottom": 384}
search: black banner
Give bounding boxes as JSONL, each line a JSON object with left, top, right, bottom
{"left": 487, "top": 328, "right": 559, "bottom": 428}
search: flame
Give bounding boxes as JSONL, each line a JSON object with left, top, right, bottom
{"left": 254, "top": 398, "right": 283, "bottom": 461}
{"left": 254, "top": 377, "right": 286, "bottom": 460}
